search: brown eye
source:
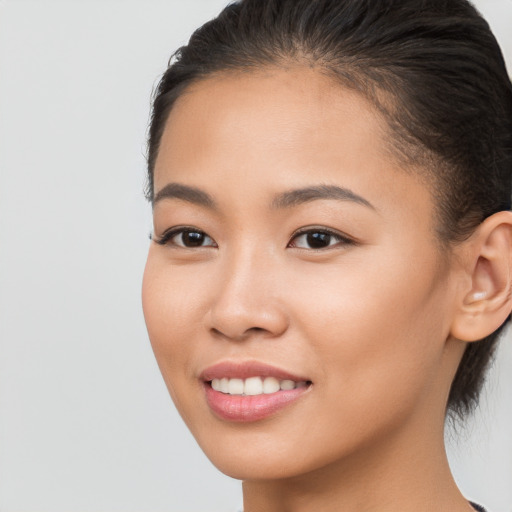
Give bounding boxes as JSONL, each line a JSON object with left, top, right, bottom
{"left": 304, "top": 232, "right": 332, "bottom": 248}
{"left": 154, "top": 228, "right": 217, "bottom": 248}
{"left": 289, "top": 229, "right": 353, "bottom": 250}
{"left": 172, "top": 230, "right": 216, "bottom": 248}
{"left": 178, "top": 231, "right": 207, "bottom": 247}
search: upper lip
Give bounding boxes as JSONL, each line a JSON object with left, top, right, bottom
{"left": 200, "top": 360, "right": 311, "bottom": 382}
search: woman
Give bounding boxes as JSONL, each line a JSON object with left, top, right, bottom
{"left": 142, "top": 0, "right": 512, "bottom": 510}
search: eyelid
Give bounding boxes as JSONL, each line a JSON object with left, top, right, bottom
{"left": 152, "top": 226, "right": 217, "bottom": 247}
{"left": 151, "top": 225, "right": 356, "bottom": 249}
{"left": 288, "top": 226, "right": 357, "bottom": 249}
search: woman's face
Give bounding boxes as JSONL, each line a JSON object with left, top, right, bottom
{"left": 142, "top": 67, "right": 462, "bottom": 480}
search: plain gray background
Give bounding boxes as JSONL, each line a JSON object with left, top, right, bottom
{"left": 0, "top": 1, "right": 511, "bottom": 511}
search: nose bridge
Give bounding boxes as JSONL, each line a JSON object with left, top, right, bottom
{"left": 207, "top": 241, "right": 288, "bottom": 340}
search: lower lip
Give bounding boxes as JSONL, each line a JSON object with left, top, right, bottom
{"left": 204, "top": 383, "right": 310, "bottom": 422}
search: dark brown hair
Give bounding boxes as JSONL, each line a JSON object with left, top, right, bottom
{"left": 146, "top": 0, "right": 512, "bottom": 418}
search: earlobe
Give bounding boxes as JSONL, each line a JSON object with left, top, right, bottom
{"left": 451, "top": 211, "right": 512, "bottom": 342}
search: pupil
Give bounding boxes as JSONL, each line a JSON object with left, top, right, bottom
{"left": 183, "top": 231, "right": 204, "bottom": 246}
{"left": 307, "top": 232, "right": 330, "bottom": 248}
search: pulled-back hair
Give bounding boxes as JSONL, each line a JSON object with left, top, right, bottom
{"left": 146, "top": 0, "right": 512, "bottom": 418}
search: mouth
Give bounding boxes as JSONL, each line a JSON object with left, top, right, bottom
{"left": 209, "top": 376, "right": 310, "bottom": 395}
{"left": 200, "top": 361, "right": 312, "bottom": 422}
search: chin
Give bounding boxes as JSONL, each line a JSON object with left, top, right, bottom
{"left": 189, "top": 426, "right": 306, "bottom": 480}
{"left": 189, "top": 423, "right": 349, "bottom": 483}
{"left": 205, "top": 452, "right": 307, "bottom": 481}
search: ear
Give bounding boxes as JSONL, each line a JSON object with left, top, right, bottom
{"left": 450, "top": 211, "right": 512, "bottom": 342}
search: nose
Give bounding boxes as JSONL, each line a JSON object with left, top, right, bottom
{"left": 206, "top": 249, "right": 289, "bottom": 341}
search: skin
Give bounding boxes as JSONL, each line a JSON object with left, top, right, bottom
{"left": 142, "top": 66, "right": 508, "bottom": 511}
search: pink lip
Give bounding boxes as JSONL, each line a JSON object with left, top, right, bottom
{"left": 200, "top": 361, "right": 312, "bottom": 423}
{"left": 200, "top": 360, "right": 309, "bottom": 382}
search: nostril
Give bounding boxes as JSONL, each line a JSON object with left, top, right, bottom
{"left": 207, "top": 300, "right": 289, "bottom": 341}
{"left": 210, "top": 325, "right": 268, "bottom": 341}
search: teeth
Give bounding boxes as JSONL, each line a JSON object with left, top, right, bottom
{"left": 280, "top": 379, "right": 295, "bottom": 390}
{"left": 228, "top": 378, "right": 244, "bottom": 395}
{"left": 244, "top": 376, "right": 263, "bottom": 395}
{"left": 220, "top": 377, "right": 229, "bottom": 393}
{"left": 262, "top": 376, "right": 280, "bottom": 394}
{"left": 210, "top": 376, "right": 307, "bottom": 395}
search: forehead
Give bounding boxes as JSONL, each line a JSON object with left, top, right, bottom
{"left": 154, "top": 66, "right": 434, "bottom": 230}
{"left": 157, "top": 67, "right": 388, "bottom": 177}
{"left": 161, "top": 67, "right": 384, "bottom": 150}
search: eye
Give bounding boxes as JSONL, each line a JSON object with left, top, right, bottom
{"left": 288, "top": 228, "right": 354, "bottom": 250}
{"left": 153, "top": 227, "right": 217, "bottom": 248}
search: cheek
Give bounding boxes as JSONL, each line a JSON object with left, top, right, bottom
{"left": 142, "top": 252, "right": 214, "bottom": 429}
{"left": 288, "top": 248, "right": 450, "bottom": 420}
{"left": 142, "top": 251, "right": 206, "bottom": 379}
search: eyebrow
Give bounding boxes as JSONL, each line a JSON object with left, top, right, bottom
{"left": 271, "top": 185, "right": 375, "bottom": 210}
{"left": 153, "top": 182, "right": 375, "bottom": 212}
{"left": 153, "top": 183, "right": 217, "bottom": 209}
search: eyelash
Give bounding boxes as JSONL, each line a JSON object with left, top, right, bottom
{"left": 288, "top": 227, "right": 355, "bottom": 250}
{"left": 152, "top": 226, "right": 217, "bottom": 248}
{"left": 152, "top": 226, "right": 355, "bottom": 250}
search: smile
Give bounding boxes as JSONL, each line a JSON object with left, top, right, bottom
{"left": 210, "top": 376, "right": 309, "bottom": 396}
{"left": 201, "top": 362, "right": 312, "bottom": 422}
